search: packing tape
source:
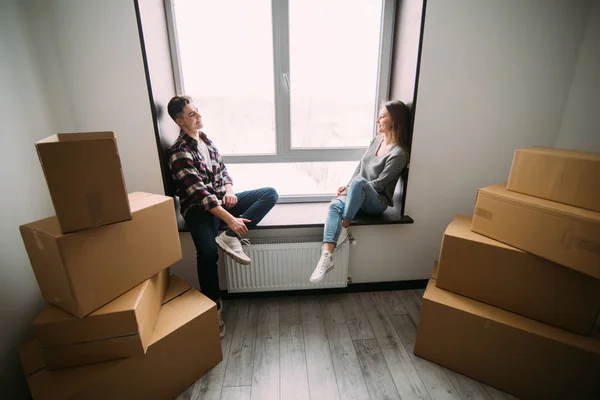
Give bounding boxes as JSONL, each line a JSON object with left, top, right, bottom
{"left": 86, "top": 191, "right": 103, "bottom": 225}
{"left": 33, "top": 231, "right": 44, "bottom": 250}
{"left": 474, "top": 207, "right": 493, "bottom": 220}
{"left": 562, "top": 230, "right": 600, "bottom": 256}
{"left": 576, "top": 237, "right": 600, "bottom": 256}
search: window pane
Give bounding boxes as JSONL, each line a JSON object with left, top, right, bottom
{"left": 289, "top": 0, "right": 383, "bottom": 149}
{"left": 173, "top": 0, "right": 276, "bottom": 155}
{"left": 226, "top": 162, "right": 357, "bottom": 197}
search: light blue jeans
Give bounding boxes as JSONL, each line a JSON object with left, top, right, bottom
{"left": 323, "top": 177, "right": 388, "bottom": 245}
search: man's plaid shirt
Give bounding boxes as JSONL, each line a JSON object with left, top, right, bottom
{"left": 168, "top": 131, "right": 233, "bottom": 216}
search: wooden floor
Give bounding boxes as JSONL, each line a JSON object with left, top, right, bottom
{"left": 176, "top": 290, "right": 520, "bottom": 400}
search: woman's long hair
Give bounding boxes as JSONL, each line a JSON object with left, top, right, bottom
{"left": 383, "top": 100, "right": 410, "bottom": 159}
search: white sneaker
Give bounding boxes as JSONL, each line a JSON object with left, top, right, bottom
{"left": 310, "top": 252, "right": 334, "bottom": 283}
{"left": 337, "top": 227, "right": 349, "bottom": 247}
{"left": 216, "top": 232, "right": 251, "bottom": 265}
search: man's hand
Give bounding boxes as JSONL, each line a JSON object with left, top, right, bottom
{"left": 223, "top": 193, "right": 237, "bottom": 208}
{"left": 227, "top": 216, "right": 251, "bottom": 236}
{"left": 336, "top": 185, "right": 349, "bottom": 197}
{"left": 223, "top": 184, "right": 237, "bottom": 208}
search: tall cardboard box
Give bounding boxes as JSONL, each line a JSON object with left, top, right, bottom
{"left": 472, "top": 183, "right": 600, "bottom": 279}
{"left": 20, "top": 276, "right": 223, "bottom": 400}
{"left": 36, "top": 132, "right": 131, "bottom": 233}
{"left": 34, "top": 270, "right": 170, "bottom": 369}
{"left": 438, "top": 215, "right": 600, "bottom": 335}
{"left": 507, "top": 147, "right": 600, "bottom": 212}
{"left": 415, "top": 276, "right": 600, "bottom": 399}
{"left": 20, "top": 192, "right": 182, "bottom": 318}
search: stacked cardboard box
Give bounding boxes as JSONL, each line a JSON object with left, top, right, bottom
{"left": 18, "top": 132, "right": 222, "bottom": 399}
{"left": 415, "top": 147, "right": 600, "bottom": 399}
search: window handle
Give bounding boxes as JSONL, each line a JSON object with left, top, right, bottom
{"left": 282, "top": 72, "right": 290, "bottom": 91}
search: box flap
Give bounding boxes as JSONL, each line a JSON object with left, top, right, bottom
{"left": 136, "top": 269, "right": 170, "bottom": 349}
{"left": 151, "top": 289, "right": 215, "bottom": 344}
{"left": 35, "top": 282, "right": 146, "bottom": 327}
{"left": 424, "top": 278, "right": 600, "bottom": 355}
{"left": 479, "top": 184, "right": 600, "bottom": 222}
{"left": 163, "top": 275, "right": 192, "bottom": 304}
{"left": 37, "top": 132, "right": 116, "bottom": 144}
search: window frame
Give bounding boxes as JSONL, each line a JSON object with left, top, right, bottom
{"left": 164, "top": 0, "right": 397, "bottom": 202}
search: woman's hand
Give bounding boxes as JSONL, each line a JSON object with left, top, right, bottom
{"left": 336, "top": 185, "right": 349, "bottom": 197}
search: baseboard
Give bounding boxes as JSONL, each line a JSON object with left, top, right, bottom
{"left": 220, "top": 279, "right": 428, "bottom": 300}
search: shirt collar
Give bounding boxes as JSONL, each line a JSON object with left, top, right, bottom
{"left": 180, "top": 130, "right": 209, "bottom": 148}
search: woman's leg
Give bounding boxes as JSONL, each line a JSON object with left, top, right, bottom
{"left": 322, "top": 196, "right": 346, "bottom": 253}
{"left": 342, "top": 177, "right": 387, "bottom": 223}
{"left": 311, "top": 196, "right": 347, "bottom": 283}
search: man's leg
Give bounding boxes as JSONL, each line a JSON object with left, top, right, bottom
{"left": 216, "top": 187, "right": 278, "bottom": 265}
{"left": 227, "top": 187, "right": 279, "bottom": 230}
{"left": 185, "top": 206, "right": 227, "bottom": 337}
{"left": 184, "top": 206, "right": 221, "bottom": 302}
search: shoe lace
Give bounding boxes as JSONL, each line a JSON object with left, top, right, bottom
{"left": 240, "top": 238, "right": 251, "bottom": 246}
{"left": 316, "top": 253, "right": 331, "bottom": 272}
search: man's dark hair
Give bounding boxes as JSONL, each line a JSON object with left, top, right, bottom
{"left": 167, "top": 95, "right": 193, "bottom": 121}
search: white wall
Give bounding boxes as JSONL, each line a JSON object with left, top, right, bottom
{"left": 556, "top": 0, "right": 600, "bottom": 153}
{"left": 43, "top": 0, "right": 164, "bottom": 194}
{"left": 0, "top": 2, "right": 55, "bottom": 397}
{"left": 350, "top": 0, "right": 592, "bottom": 282}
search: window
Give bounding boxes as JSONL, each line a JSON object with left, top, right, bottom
{"left": 166, "top": 0, "right": 396, "bottom": 201}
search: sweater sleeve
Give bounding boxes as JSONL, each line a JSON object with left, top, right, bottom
{"left": 369, "top": 150, "right": 407, "bottom": 193}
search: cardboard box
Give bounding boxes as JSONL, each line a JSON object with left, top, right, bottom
{"left": 20, "top": 192, "right": 182, "bottom": 318}
{"left": 507, "top": 147, "right": 600, "bottom": 212}
{"left": 415, "top": 274, "right": 600, "bottom": 399}
{"left": 472, "top": 183, "right": 600, "bottom": 280}
{"left": 36, "top": 132, "right": 131, "bottom": 233}
{"left": 34, "top": 269, "right": 170, "bottom": 369}
{"left": 438, "top": 215, "right": 600, "bottom": 335}
{"left": 20, "top": 276, "right": 223, "bottom": 400}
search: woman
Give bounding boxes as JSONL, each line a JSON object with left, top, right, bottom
{"left": 310, "top": 100, "right": 410, "bottom": 283}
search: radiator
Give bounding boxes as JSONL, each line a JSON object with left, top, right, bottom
{"left": 224, "top": 237, "right": 349, "bottom": 292}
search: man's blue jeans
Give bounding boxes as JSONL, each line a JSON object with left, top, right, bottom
{"left": 184, "top": 187, "right": 278, "bottom": 301}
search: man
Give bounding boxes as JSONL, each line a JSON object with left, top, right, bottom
{"left": 167, "top": 95, "right": 278, "bottom": 338}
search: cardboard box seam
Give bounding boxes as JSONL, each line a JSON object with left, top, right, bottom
{"left": 57, "top": 242, "right": 85, "bottom": 317}
{"left": 41, "top": 333, "right": 141, "bottom": 349}
{"left": 480, "top": 189, "right": 600, "bottom": 222}
{"left": 163, "top": 287, "right": 192, "bottom": 306}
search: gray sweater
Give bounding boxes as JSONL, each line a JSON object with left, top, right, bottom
{"left": 348, "top": 136, "right": 407, "bottom": 207}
